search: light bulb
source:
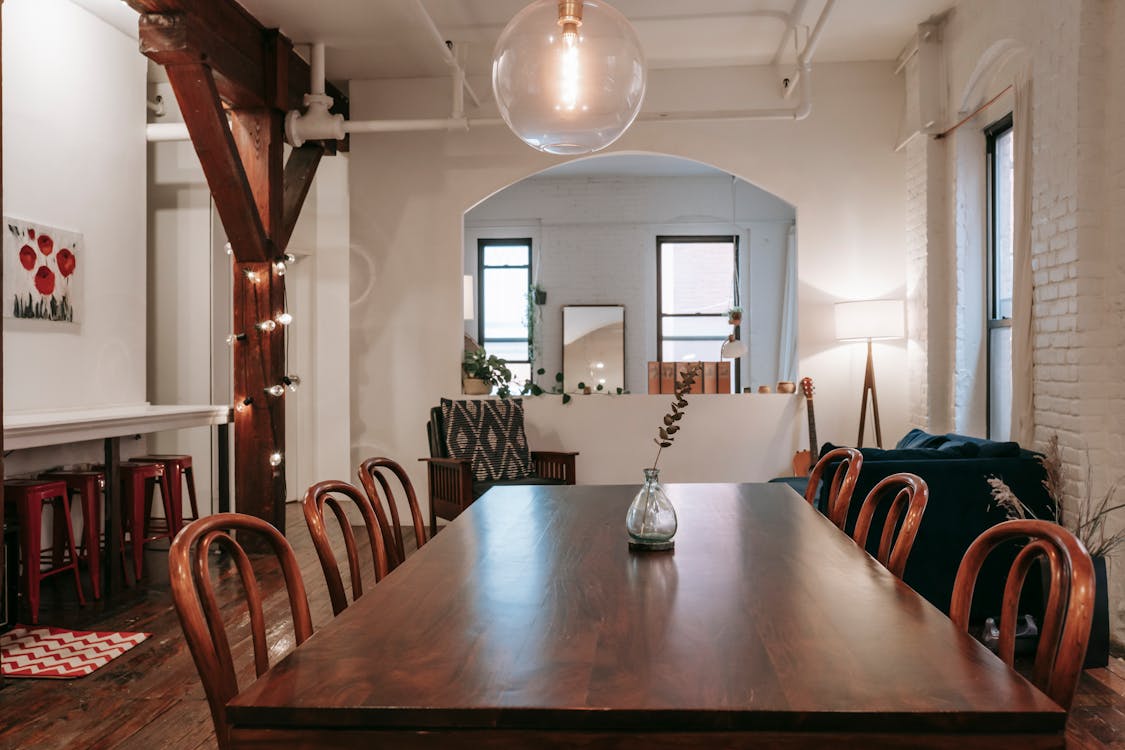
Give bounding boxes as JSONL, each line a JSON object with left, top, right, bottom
{"left": 264, "top": 384, "right": 285, "bottom": 397}
{"left": 257, "top": 319, "right": 277, "bottom": 332}
{"left": 243, "top": 269, "right": 260, "bottom": 283}
{"left": 492, "top": 0, "right": 646, "bottom": 154}
{"left": 224, "top": 242, "right": 232, "bottom": 256}
{"left": 276, "top": 312, "right": 293, "bottom": 326}
{"left": 236, "top": 396, "right": 253, "bottom": 412}
{"left": 282, "top": 374, "right": 302, "bottom": 392}
{"left": 269, "top": 451, "right": 283, "bottom": 467}
{"left": 274, "top": 261, "right": 286, "bottom": 276}
{"left": 225, "top": 333, "right": 246, "bottom": 345}
{"left": 283, "top": 252, "right": 297, "bottom": 264}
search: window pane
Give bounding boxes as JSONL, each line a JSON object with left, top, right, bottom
{"left": 989, "top": 326, "right": 1012, "bottom": 441}
{"left": 994, "top": 129, "right": 1014, "bottom": 319}
{"left": 660, "top": 241, "right": 735, "bottom": 314}
{"left": 662, "top": 316, "right": 731, "bottom": 338}
{"left": 506, "top": 362, "right": 531, "bottom": 390}
{"left": 482, "top": 267, "right": 529, "bottom": 340}
{"left": 662, "top": 339, "right": 726, "bottom": 363}
{"left": 483, "top": 244, "right": 529, "bottom": 267}
{"left": 480, "top": 340, "right": 529, "bottom": 363}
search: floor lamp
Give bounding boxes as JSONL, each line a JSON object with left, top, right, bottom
{"left": 835, "top": 299, "right": 904, "bottom": 448}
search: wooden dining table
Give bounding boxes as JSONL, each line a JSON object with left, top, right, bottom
{"left": 228, "top": 482, "right": 1066, "bottom": 749}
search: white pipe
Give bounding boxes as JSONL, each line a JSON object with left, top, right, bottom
{"left": 146, "top": 95, "right": 166, "bottom": 117}
{"left": 310, "top": 42, "right": 326, "bottom": 97}
{"left": 781, "top": 0, "right": 835, "bottom": 100}
{"left": 407, "top": 0, "right": 482, "bottom": 108}
{"left": 642, "top": 64, "right": 812, "bottom": 122}
{"left": 343, "top": 118, "right": 489, "bottom": 134}
{"left": 147, "top": 122, "right": 190, "bottom": 142}
{"left": 771, "top": 0, "right": 809, "bottom": 67}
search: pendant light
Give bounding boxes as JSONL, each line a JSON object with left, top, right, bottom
{"left": 492, "top": 0, "right": 647, "bottom": 155}
{"left": 721, "top": 175, "right": 748, "bottom": 360}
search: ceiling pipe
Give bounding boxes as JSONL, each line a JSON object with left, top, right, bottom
{"left": 770, "top": 0, "right": 809, "bottom": 67}
{"left": 406, "top": 0, "right": 481, "bottom": 109}
{"left": 147, "top": 122, "right": 190, "bottom": 141}
{"left": 781, "top": 0, "right": 835, "bottom": 100}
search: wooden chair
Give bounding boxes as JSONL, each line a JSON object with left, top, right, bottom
{"left": 852, "top": 473, "right": 928, "bottom": 578}
{"left": 950, "top": 519, "right": 1094, "bottom": 710}
{"left": 357, "top": 457, "right": 426, "bottom": 570}
{"left": 303, "top": 480, "right": 390, "bottom": 615}
{"left": 168, "top": 513, "right": 314, "bottom": 750}
{"left": 804, "top": 447, "right": 863, "bottom": 529}
{"left": 423, "top": 405, "right": 578, "bottom": 536}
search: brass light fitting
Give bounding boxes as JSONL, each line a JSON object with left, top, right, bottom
{"left": 557, "top": 0, "right": 583, "bottom": 41}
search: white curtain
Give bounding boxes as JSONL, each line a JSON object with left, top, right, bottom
{"left": 777, "top": 224, "right": 798, "bottom": 383}
{"left": 1010, "top": 71, "right": 1034, "bottom": 445}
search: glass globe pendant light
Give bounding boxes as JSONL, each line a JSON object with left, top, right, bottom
{"left": 492, "top": 0, "right": 647, "bottom": 155}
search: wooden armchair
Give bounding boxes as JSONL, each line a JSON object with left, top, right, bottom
{"left": 422, "top": 405, "right": 577, "bottom": 536}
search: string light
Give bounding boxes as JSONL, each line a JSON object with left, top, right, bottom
{"left": 269, "top": 451, "right": 283, "bottom": 467}
{"left": 243, "top": 269, "right": 260, "bottom": 283}
{"left": 224, "top": 242, "right": 232, "bottom": 256}
{"left": 282, "top": 374, "right": 301, "bottom": 392}
{"left": 225, "top": 333, "right": 247, "bottom": 345}
{"left": 264, "top": 384, "right": 285, "bottom": 397}
{"left": 257, "top": 319, "right": 277, "bottom": 332}
{"left": 273, "top": 261, "right": 287, "bottom": 276}
{"left": 236, "top": 396, "right": 254, "bottom": 412}
{"left": 283, "top": 252, "right": 298, "bottom": 264}
{"left": 276, "top": 312, "right": 293, "bottom": 326}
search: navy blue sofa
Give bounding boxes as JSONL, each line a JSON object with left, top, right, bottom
{"left": 815, "top": 429, "right": 1055, "bottom": 622}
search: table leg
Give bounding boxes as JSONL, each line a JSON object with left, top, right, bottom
{"left": 218, "top": 423, "right": 230, "bottom": 514}
{"left": 102, "top": 436, "right": 126, "bottom": 595}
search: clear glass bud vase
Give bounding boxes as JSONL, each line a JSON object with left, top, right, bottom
{"left": 626, "top": 468, "right": 677, "bottom": 550}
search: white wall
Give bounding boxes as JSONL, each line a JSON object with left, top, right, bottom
{"left": 3, "top": 0, "right": 147, "bottom": 475}
{"left": 348, "top": 62, "right": 908, "bottom": 515}
{"left": 464, "top": 173, "right": 795, "bottom": 394}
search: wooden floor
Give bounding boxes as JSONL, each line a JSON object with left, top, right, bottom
{"left": 0, "top": 503, "right": 1124, "bottom": 749}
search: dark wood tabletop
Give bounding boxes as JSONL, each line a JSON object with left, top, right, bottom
{"left": 227, "top": 483, "right": 1066, "bottom": 749}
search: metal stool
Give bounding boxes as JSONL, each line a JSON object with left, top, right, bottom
{"left": 137, "top": 454, "right": 200, "bottom": 530}
{"left": 3, "top": 479, "right": 87, "bottom": 624}
{"left": 113, "top": 462, "right": 175, "bottom": 581}
{"left": 40, "top": 470, "right": 105, "bottom": 600}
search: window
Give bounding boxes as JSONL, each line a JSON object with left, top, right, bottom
{"left": 478, "top": 239, "right": 532, "bottom": 387}
{"left": 656, "top": 236, "right": 740, "bottom": 392}
{"left": 986, "top": 114, "right": 1014, "bottom": 440}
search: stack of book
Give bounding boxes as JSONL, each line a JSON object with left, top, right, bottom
{"left": 647, "top": 361, "right": 731, "bottom": 394}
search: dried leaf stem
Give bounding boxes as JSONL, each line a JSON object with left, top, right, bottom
{"left": 651, "top": 364, "right": 702, "bottom": 471}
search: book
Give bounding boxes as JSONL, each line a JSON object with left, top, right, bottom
{"left": 717, "top": 361, "right": 732, "bottom": 394}
{"left": 660, "top": 362, "right": 675, "bottom": 394}
{"left": 648, "top": 361, "right": 660, "bottom": 394}
{"left": 703, "top": 361, "right": 718, "bottom": 393}
{"left": 675, "top": 362, "right": 702, "bottom": 394}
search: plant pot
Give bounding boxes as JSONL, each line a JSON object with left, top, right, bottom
{"left": 1085, "top": 555, "right": 1110, "bottom": 668}
{"left": 462, "top": 377, "right": 491, "bottom": 396}
{"left": 534, "top": 289, "right": 547, "bottom": 305}
{"left": 728, "top": 313, "right": 742, "bottom": 326}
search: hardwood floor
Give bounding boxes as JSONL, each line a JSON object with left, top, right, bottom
{"left": 0, "top": 503, "right": 1123, "bottom": 749}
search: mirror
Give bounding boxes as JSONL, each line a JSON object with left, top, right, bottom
{"left": 563, "top": 305, "right": 625, "bottom": 393}
{"left": 463, "top": 154, "right": 797, "bottom": 394}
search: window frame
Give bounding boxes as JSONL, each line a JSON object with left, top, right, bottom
{"left": 477, "top": 238, "right": 533, "bottom": 379}
{"left": 985, "top": 113, "right": 1014, "bottom": 439}
{"left": 655, "top": 235, "right": 741, "bottom": 392}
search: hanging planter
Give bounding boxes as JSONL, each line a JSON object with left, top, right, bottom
{"left": 728, "top": 306, "right": 743, "bottom": 326}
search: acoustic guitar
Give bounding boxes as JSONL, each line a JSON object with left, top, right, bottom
{"left": 791, "top": 377, "right": 818, "bottom": 476}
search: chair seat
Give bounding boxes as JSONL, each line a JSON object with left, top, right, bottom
{"left": 472, "top": 476, "right": 569, "bottom": 500}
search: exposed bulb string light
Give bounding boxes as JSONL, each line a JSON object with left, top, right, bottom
{"left": 264, "top": 384, "right": 285, "bottom": 397}
{"left": 257, "top": 319, "right": 277, "bottom": 332}
{"left": 225, "top": 333, "right": 247, "bottom": 345}
{"left": 269, "top": 451, "right": 283, "bottom": 468}
{"left": 282, "top": 374, "right": 301, "bottom": 392}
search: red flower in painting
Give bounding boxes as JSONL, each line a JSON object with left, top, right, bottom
{"left": 34, "top": 266, "right": 55, "bottom": 296}
{"left": 56, "top": 248, "right": 76, "bottom": 277}
{"left": 19, "top": 244, "right": 36, "bottom": 270}
{"left": 28, "top": 228, "right": 35, "bottom": 240}
{"left": 37, "top": 234, "right": 53, "bottom": 255}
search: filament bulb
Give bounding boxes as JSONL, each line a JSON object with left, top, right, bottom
{"left": 269, "top": 451, "right": 283, "bottom": 467}
{"left": 257, "top": 319, "right": 277, "bottom": 332}
{"left": 264, "top": 384, "right": 285, "bottom": 397}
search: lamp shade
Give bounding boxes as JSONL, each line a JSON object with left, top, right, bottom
{"left": 492, "top": 0, "right": 647, "bottom": 155}
{"left": 720, "top": 337, "right": 748, "bottom": 359}
{"left": 834, "top": 299, "right": 904, "bottom": 341}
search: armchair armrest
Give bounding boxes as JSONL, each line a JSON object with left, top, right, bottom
{"left": 531, "top": 451, "right": 579, "bottom": 485}
{"left": 418, "top": 457, "right": 474, "bottom": 535}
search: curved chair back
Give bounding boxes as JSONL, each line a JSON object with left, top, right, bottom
{"left": 168, "top": 513, "right": 314, "bottom": 750}
{"left": 358, "top": 457, "right": 427, "bottom": 569}
{"left": 804, "top": 447, "right": 863, "bottom": 529}
{"left": 951, "top": 519, "right": 1095, "bottom": 710}
{"left": 852, "top": 473, "right": 928, "bottom": 578}
{"left": 303, "top": 480, "right": 390, "bottom": 615}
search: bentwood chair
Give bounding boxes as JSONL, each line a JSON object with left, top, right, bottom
{"left": 852, "top": 473, "right": 929, "bottom": 578}
{"left": 169, "top": 513, "right": 314, "bottom": 750}
{"left": 951, "top": 519, "right": 1094, "bottom": 710}
{"left": 358, "top": 457, "right": 427, "bottom": 570}
{"left": 805, "top": 447, "right": 863, "bottom": 529}
{"left": 303, "top": 480, "right": 390, "bottom": 615}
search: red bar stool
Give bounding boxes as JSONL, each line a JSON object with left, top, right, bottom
{"left": 4, "top": 479, "right": 87, "bottom": 624}
{"left": 117, "top": 461, "right": 175, "bottom": 581}
{"left": 39, "top": 470, "right": 105, "bottom": 600}
{"left": 137, "top": 454, "right": 200, "bottom": 531}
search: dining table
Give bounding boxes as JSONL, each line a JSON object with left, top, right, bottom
{"left": 227, "top": 482, "right": 1066, "bottom": 749}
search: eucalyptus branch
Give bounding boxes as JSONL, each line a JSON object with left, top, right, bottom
{"left": 651, "top": 364, "right": 702, "bottom": 470}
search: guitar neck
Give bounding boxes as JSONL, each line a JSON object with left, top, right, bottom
{"left": 805, "top": 399, "right": 818, "bottom": 462}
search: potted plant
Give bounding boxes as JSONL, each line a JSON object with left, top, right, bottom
{"left": 462, "top": 349, "right": 514, "bottom": 397}
{"left": 987, "top": 434, "right": 1124, "bottom": 668}
{"left": 728, "top": 306, "right": 743, "bottom": 326}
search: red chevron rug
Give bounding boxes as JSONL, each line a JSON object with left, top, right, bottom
{"left": 1, "top": 625, "right": 150, "bottom": 678}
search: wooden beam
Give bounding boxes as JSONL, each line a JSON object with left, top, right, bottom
{"left": 163, "top": 64, "right": 271, "bottom": 262}
{"left": 278, "top": 145, "right": 324, "bottom": 251}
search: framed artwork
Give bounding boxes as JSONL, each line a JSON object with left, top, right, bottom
{"left": 3, "top": 217, "right": 82, "bottom": 323}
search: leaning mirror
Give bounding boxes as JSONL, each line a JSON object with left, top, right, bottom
{"left": 563, "top": 305, "right": 625, "bottom": 394}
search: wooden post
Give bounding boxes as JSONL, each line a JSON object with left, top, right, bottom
{"left": 856, "top": 338, "right": 884, "bottom": 449}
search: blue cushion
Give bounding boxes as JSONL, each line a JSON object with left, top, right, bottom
{"left": 820, "top": 443, "right": 955, "bottom": 462}
{"left": 942, "top": 433, "right": 1021, "bottom": 458}
{"left": 897, "top": 428, "right": 950, "bottom": 450}
{"left": 936, "top": 441, "right": 982, "bottom": 457}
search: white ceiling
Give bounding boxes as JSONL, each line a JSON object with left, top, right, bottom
{"left": 74, "top": 0, "right": 954, "bottom": 86}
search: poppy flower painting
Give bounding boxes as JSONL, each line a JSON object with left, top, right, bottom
{"left": 4, "top": 217, "right": 82, "bottom": 323}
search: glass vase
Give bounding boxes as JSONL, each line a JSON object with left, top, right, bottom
{"left": 626, "top": 468, "right": 677, "bottom": 551}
